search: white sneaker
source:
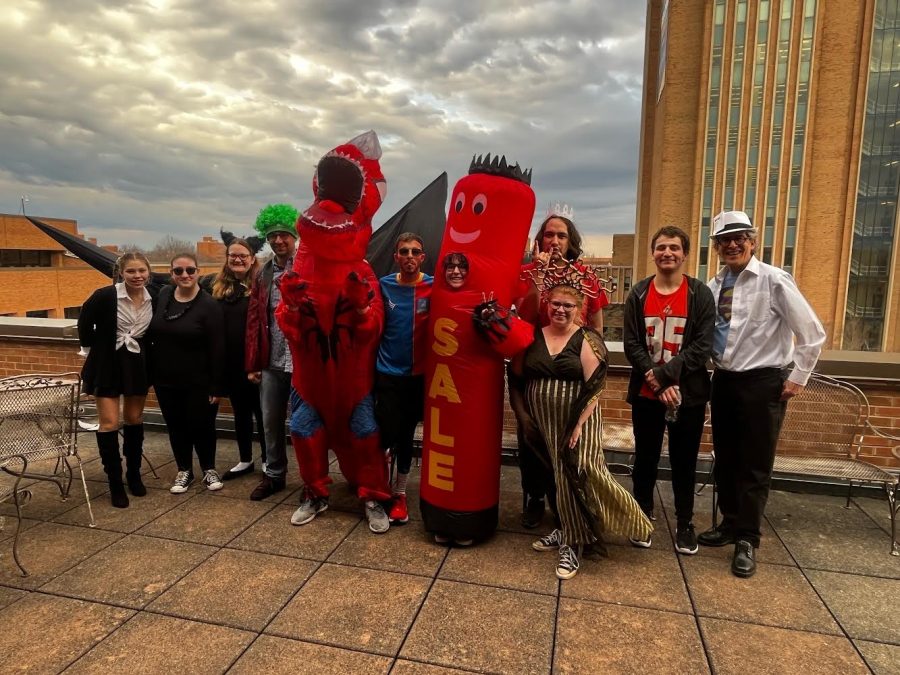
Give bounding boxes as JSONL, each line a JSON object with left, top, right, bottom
{"left": 170, "top": 471, "right": 194, "bottom": 494}
{"left": 203, "top": 469, "right": 223, "bottom": 491}
{"left": 365, "top": 501, "right": 390, "bottom": 534}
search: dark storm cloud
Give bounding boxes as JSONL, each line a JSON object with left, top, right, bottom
{"left": 0, "top": 0, "right": 646, "bottom": 248}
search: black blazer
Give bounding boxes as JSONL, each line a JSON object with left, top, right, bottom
{"left": 78, "top": 285, "right": 156, "bottom": 393}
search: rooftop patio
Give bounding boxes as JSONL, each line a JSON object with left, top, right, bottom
{"left": 0, "top": 431, "right": 897, "bottom": 674}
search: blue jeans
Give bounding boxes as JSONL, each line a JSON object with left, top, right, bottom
{"left": 260, "top": 369, "right": 292, "bottom": 479}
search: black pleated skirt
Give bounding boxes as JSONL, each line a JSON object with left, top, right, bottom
{"left": 82, "top": 345, "right": 149, "bottom": 398}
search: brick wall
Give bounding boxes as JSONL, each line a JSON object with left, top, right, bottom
{"left": 0, "top": 333, "right": 897, "bottom": 470}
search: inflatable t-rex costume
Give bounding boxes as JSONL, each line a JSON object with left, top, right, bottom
{"left": 276, "top": 131, "right": 391, "bottom": 502}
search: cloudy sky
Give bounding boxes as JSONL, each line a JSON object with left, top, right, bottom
{"left": 1, "top": 0, "right": 647, "bottom": 254}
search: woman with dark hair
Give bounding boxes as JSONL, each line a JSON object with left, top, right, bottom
{"left": 78, "top": 252, "right": 154, "bottom": 508}
{"left": 148, "top": 252, "right": 226, "bottom": 493}
{"left": 208, "top": 237, "right": 267, "bottom": 479}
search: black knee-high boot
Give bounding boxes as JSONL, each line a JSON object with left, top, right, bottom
{"left": 122, "top": 424, "right": 147, "bottom": 497}
{"left": 97, "top": 430, "right": 129, "bottom": 508}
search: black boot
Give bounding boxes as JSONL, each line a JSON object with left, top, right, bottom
{"left": 97, "top": 430, "right": 129, "bottom": 508}
{"left": 122, "top": 424, "right": 147, "bottom": 497}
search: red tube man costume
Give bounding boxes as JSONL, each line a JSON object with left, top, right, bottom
{"left": 276, "top": 131, "right": 391, "bottom": 502}
{"left": 421, "top": 154, "right": 535, "bottom": 542}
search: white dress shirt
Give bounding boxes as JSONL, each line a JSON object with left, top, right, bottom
{"left": 115, "top": 282, "right": 153, "bottom": 353}
{"left": 708, "top": 256, "right": 825, "bottom": 386}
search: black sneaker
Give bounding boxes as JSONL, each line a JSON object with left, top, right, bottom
{"left": 675, "top": 524, "right": 699, "bottom": 555}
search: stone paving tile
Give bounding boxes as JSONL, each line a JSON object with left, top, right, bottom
{"left": 391, "top": 660, "right": 476, "bottom": 674}
{"left": 854, "top": 639, "right": 900, "bottom": 675}
{"left": 0, "top": 584, "right": 26, "bottom": 610}
{"left": 682, "top": 556, "right": 841, "bottom": 634}
{"left": 777, "top": 525, "right": 900, "bottom": 578}
{"left": 136, "top": 492, "right": 274, "bottom": 546}
{"left": 700, "top": 617, "right": 870, "bottom": 675}
{"left": 328, "top": 519, "right": 447, "bottom": 577}
{"left": 148, "top": 548, "right": 316, "bottom": 631}
{"left": 66, "top": 612, "right": 255, "bottom": 674}
{"left": 54, "top": 483, "right": 193, "bottom": 532}
{"left": 560, "top": 545, "right": 692, "bottom": 614}
{"left": 401, "top": 579, "right": 555, "bottom": 674}
{"left": 0, "top": 592, "right": 134, "bottom": 672}
{"left": 40, "top": 534, "right": 216, "bottom": 608}
{"left": 229, "top": 503, "right": 359, "bottom": 560}
{"left": 0, "top": 476, "right": 106, "bottom": 521}
{"left": 230, "top": 635, "right": 393, "bottom": 674}
{"left": 851, "top": 495, "right": 895, "bottom": 535}
{"left": 0, "top": 516, "right": 41, "bottom": 544}
{"left": 0, "top": 522, "right": 122, "bottom": 590}
{"left": 440, "top": 530, "right": 559, "bottom": 595}
{"left": 766, "top": 490, "right": 883, "bottom": 531}
{"left": 806, "top": 570, "right": 900, "bottom": 644}
{"left": 267, "top": 563, "right": 430, "bottom": 656}
{"left": 554, "top": 598, "right": 708, "bottom": 674}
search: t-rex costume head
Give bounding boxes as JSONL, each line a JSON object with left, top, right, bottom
{"left": 297, "top": 130, "right": 386, "bottom": 263}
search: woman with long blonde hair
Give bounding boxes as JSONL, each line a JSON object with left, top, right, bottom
{"left": 78, "top": 251, "right": 154, "bottom": 508}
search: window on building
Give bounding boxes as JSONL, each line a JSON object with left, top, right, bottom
{"left": 0, "top": 250, "right": 53, "bottom": 267}
{"left": 64, "top": 307, "right": 81, "bottom": 319}
{"left": 25, "top": 310, "right": 49, "bottom": 318}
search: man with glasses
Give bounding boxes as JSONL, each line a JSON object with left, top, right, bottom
{"left": 246, "top": 204, "right": 299, "bottom": 500}
{"left": 698, "top": 210, "right": 825, "bottom": 578}
{"left": 375, "top": 233, "right": 432, "bottom": 524}
{"left": 623, "top": 226, "right": 714, "bottom": 555}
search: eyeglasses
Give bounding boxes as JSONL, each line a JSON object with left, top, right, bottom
{"left": 227, "top": 254, "right": 251, "bottom": 261}
{"left": 445, "top": 264, "right": 467, "bottom": 272}
{"left": 267, "top": 232, "right": 294, "bottom": 242}
{"left": 549, "top": 300, "right": 577, "bottom": 311}
{"left": 398, "top": 247, "right": 423, "bottom": 256}
{"left": 715, "top": 234, "right": 750, "bottom": 245}
{"left": 172, "top": 266, "right": 198, "bottom": 276}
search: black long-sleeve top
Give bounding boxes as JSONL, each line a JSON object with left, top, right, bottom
{"left": 148, "top": 285, "right": 226, "bottom": 396}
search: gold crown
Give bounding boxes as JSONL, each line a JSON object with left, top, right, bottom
{"left": 521, "top": 256, "right": 602, "bottom": 299}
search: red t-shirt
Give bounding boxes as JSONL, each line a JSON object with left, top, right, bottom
{"left": 516, "top": 261, "right": 610, "bottom": 327}
{"left": 639, "top": 277, "right": 689, "bottom": 399}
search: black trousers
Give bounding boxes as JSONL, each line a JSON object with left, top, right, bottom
{"left": 710, "top": 367, "right": 787, "bottom": 548}
{"left": 228, "top": 375, "right": 266, "bottom": 464}
{"left": 155, "top": 385, "right": 219, "bottom": 473}
{"left": 374, "top": 372, "right": 424, "bottom": 476}
{"left": 631, "top": 397, "right": 706, "bottom": 527}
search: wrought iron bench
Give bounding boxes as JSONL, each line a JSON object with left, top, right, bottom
{"left": 0, "top": 373, "right": 95, "bottom": 576}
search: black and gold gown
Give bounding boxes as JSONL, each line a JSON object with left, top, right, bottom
{"left": 522, "top": 327, "right": 653, "bottom": 547}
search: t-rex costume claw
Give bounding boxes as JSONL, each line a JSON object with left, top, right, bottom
{"left": 276, "top": 130, "right": 391, "bottom": 502}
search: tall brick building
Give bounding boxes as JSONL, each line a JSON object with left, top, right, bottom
{"left": 636, "top": 0, "right": 900, "bottom": 351}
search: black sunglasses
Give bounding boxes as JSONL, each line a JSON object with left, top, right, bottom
{"left": 172, "top": 266, "right": 198, "bottom": 276}
{"left": 398, "top": 247, "right": 423, "bottom": 256}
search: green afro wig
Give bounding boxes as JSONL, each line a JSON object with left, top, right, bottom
{"left": 254, "top": 203, "right": 299, "bottom": 239}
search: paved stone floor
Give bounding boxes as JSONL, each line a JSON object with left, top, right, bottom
{"left": 0, "top": 431, "right": 898, "bottom": 674}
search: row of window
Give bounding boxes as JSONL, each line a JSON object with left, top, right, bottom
{"left": 0, "top": 250, "right": 53, "bottom": 267}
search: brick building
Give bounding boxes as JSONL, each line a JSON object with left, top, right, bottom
{"left": 0, "top": 214, "right": 222, "bottom": 318}
{"left": 636, "top": 0, "right": 900, "bottom": 352}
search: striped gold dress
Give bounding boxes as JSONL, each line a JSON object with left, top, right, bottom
{"left": 524, "top": 328, "right": 652, "bottom": 547}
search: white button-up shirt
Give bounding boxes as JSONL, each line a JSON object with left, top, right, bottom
{"left": 708, "top": 256, "right": 825, "bottom": 386}
{"left": 115, "top": 282, "right": 153, "bottom": 353}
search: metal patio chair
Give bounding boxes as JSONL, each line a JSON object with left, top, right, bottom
{"left": 0, "top": 373, "right": 95, "bottom": 576}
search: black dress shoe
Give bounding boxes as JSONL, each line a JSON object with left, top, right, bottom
{"left": 731, "top": 540, "right": 757, "bottom": 578}
{"left": 697, "top": 525, "right": 735, "bottom": 548}
{"left": 521, "top": 495, "right": 545, "bottom": 529}
{"left": 249, "top": 475, "right": 285, "bottom": 501}
{"left": 222, "top": 463, "right": 255, "bottom": 481}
